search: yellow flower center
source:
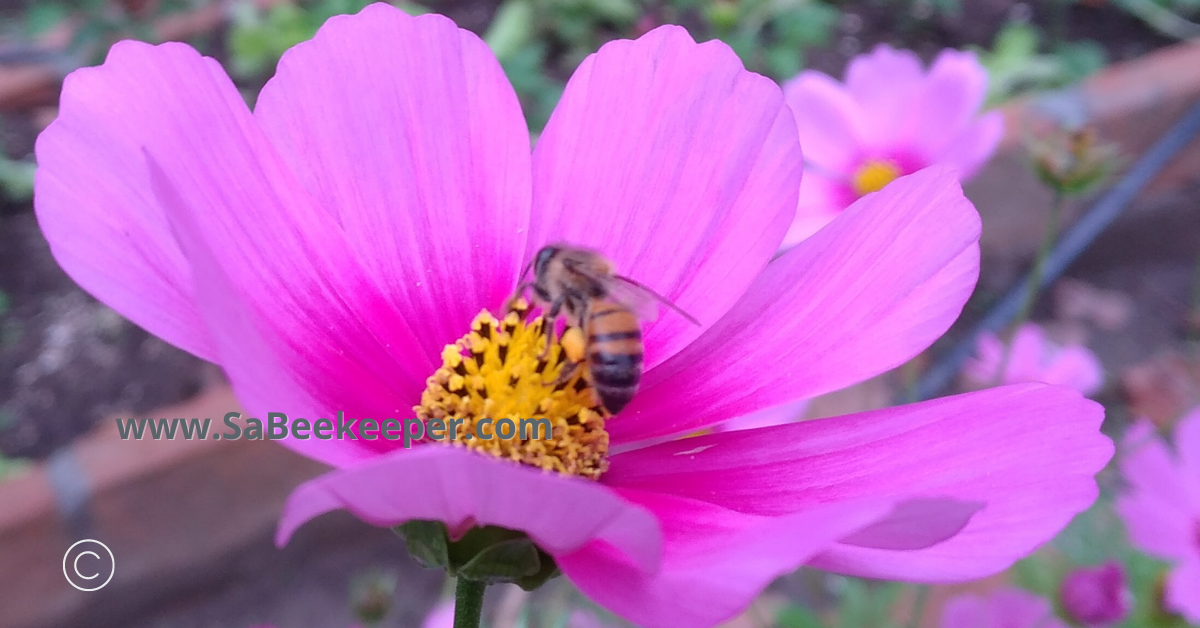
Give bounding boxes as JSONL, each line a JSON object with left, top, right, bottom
{"left": 414, "top": 298, "right": 610, "bottom": 480}
{"left": 850, "top": 159, "right": 902, "bottom": 196}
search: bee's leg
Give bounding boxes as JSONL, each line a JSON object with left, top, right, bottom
{"left": 551, "top": 299, "right": 590, "bottom": 387}
{"left": 505, "top": 281, "right": 536, "bottom": 311}
{"left": 553, "top": 359, "right": 582, "bottom": 388}
{"left": 538, "top": 296, "right": 566, "bottom": 360}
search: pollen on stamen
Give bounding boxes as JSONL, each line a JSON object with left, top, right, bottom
{"left": 414, "top": 298, "right": 610, "bottom": 480}
{"left": 851, "top": 159, "right": 902, "bottom": 196}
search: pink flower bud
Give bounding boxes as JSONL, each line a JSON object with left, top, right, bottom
{"left": 1059, "top": 561, "right": 1133, "bottom": 627}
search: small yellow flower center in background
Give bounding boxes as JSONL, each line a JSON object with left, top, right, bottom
{"left": 415, "top": 298, "right": 610, "bottom": 480}
{"left": 850, "top": 159, "right": 902, "bottom": 196}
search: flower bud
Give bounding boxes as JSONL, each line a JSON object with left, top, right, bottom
{"left": 1028, "top": 126, "right": 1120, "bottom": 196}
{"left": 350, "top": 570, "right": 397, "bottom": 625}
{"left": 1059, "top": 561, "right": 1132, "bottom": 627}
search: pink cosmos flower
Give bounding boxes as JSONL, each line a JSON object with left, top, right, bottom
{"left": 940, "top": 587, "right": 1069, "bottom": 628}
{"left": 1115, "top": 408, "right": 1200, "bottom": 623}
{"left": 1059, "top": 561, "right": 1132, "bottom": 627}
{"left": 781, "top": 44, "right": 1004, "bottom": 246}
{"left": 34, "top": 4, "right": 1110, "bottom": 628}
{"left": 963, "top": 323, "right": 1104, "bottom": 396}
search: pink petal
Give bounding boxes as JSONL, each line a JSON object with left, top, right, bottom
{"left": 1165, "top": 558, "right": 1200, "bottom": 623}
{"left": 1173, "top": 406, "right": 1200, "bottom": 505}
{"left": 1043, "top": 345, "right": 1105, "bottom": 396}
{"left": 527, "top": 25, "right": 802, "bottom": 369}
{"left": 558, "top": 491, "right": 897, "bottom": 628}
{"left": 905, "top": 49, "right": 990, "bottom": 160}
{"left": 605, "top": 384, "right": 1111, "bottom": 581}
{"left": 836, "top": 498, "right": 983, "bottom": 551}
{"left": 254, "top": 6, "right": 531, "bottom": 357}
{"left": 421, "top": 600, "right": 455, "bottom": 628}
{"left": 566, "top": 610, "right": 610, "bottom": 628}
{"left": 940, "top": 588, "right": 1068, "bottom": 628}
{"left": 842, "top": 44, "right": 926, "bottom": 144}
{"left": 612, "top": 167, "right": 980, "bottom": 443}
{"left": 782, "top": 71, "right": 866, "bottom": 172}
{"left": 962, "top": 330, "right": 1006, "bottom": 387}
{"left": 939, "top": 594, "right": 994, "bottom": 628}
{"left": 714, "top": 399, "right": 810, "bottom": 433}
{"left": 1007, "top": 323, "right": 1048, "bottom": 382}
{"left": 275, "top": 446, "right": 663, "bottom": 574}
{"left": 781, "top": 170, "right": 854, "bottom": 248}
{"left": 938, "top": 111, "right": 1005, "bottom": 181}
{"left": 118, "top": 41, "right": 427, "bottom": 467}
{"left": 33, "top": 43, "right": 221, "bottom": 362}
{"left": 1115, "top": 421, "right": 1196, "bottom": 559}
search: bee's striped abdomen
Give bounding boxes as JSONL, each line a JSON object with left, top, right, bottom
{"left": 586, "top": 301, "right": 644, "bottom": 415}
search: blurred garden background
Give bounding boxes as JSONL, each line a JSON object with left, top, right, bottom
{"left": 2, "top": 0, "right": 1200, "bottom": 627}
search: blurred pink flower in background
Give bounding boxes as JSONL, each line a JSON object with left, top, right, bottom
{"left": 940, "top": 588, "right": 1068, "bottom": 628}
{"left": 780, "top": 44, "right": 1004, "bottom": 246}
{"left": 33, "top": 3, "right": 1111, "bottom": 627}
{"left": 962, "top": 323, "right": 1104, "bottom": 395}
{"left": 422, "top": 600, "right": 455, "bottom": 628}
{"left": 1059, "top": 561, "right": 1133, "bottom": 627}
{"left": 1115, "top": 408, "right": 1200, "bottom": 623}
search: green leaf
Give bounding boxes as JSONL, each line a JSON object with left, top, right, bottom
{"left": 485, "top": 0, "right": 537, "bottom": 61}
{"left": 776, "top": 603, "right": 826, "bottom": 628}
{"left": 24, "top": 2, "right": 68, "bottom": 37}
{"left": 704, "top": 1, "right": 742, "bottom": 31}
{"left": 395, "top": 2, "right": 431, "bottom": 16}
{"left": 0, "top": 158, "right": 36, "bottom": 202}
{"left": 1054, "top": 39, "right": 1107, "bottom": 82}
{"left": 584, "top": 0, "right": 640, "bottom": 23}
{"left": 764, "top": 44, "right": 803, "bottom": 80}
{"left": 772, "top": 3, "right": 840, "bottom": 47}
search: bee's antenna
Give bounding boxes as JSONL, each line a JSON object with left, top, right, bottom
{"left": 517, "top": 258, "right": 535, "bottom": 284}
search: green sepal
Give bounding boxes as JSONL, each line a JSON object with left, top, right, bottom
{"left": 457, "top": 538, "right": 543, "bottom": 583}
{"left": 393, "top": 519, "right": 562, "bottom": 590}
{"left": 515, "top": 548, "right": 561, "bottom": 591}
{"left": 393, "top": 520, "right": 451, "bottom": 570}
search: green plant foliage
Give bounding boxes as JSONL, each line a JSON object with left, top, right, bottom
{"left": 226, "top": 0, "right": 428, "bottom": 80}
{"left": 22, "top": 2, "right": 70, "bottom": 37}
{"left": 700, "top": 0, "right": 839, "bottom": 81}
{"left": 777, "top": 603, "right": 828, "bottom": 628}
{"left": 0, "top": 157, "right": 36, "bottom": 202}
{"left": 976, "top": 22, "right": 1107, "bottom": 106}
{"left": 825, "top": 576, "right": 905, "bottom": 628}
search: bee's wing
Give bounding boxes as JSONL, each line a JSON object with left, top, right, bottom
{"left": 604, "top": 275, "right": 701, "bottom": 326}
{"left": 600, "top": 277, "right": 663, "bottom": 322}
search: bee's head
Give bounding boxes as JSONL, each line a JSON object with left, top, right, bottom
{"left": 533, "top": 245, "right": 560, "bottom": 278}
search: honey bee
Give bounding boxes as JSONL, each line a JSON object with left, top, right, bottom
{"left": 508, "top": 243, "right": 700, "bottom": 415}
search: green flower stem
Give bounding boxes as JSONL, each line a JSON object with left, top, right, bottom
{"left": 995, "top": 189, "right": 1065, "bottom": 386}
{"left": 454, "top": 577, "right": 487, "bottom": 628}
{"left": 907, "top": 584, "right": 929, "bottom": 628}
